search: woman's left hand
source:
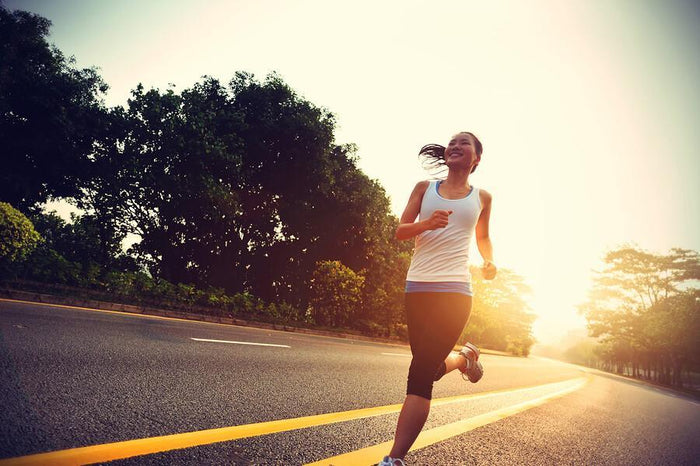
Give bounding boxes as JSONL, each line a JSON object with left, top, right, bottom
{"left": 481, "top": 260, "right": 497, "bottom": 280}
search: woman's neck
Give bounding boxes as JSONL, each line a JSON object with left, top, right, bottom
{"left": 445, "top": 168, "right": 470, "bottom": 188}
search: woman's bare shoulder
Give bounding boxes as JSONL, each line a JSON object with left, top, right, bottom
{"left": 478, "top": 188, "right": 492, "bottom": 204}
{"left": 414, "top": 180, "right": 430, "bottom": 192}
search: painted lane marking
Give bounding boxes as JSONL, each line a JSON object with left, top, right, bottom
{"left": 0, "top": 377, "right": 588, "bottom": 466}
{"left": 381, "top": 352, "right": 411, "bottom": 357}
{"left": 190, "top": 337, "right": 290, "bottom": 348}
{"left": 305, "top": 376, "right": 591, "bottom": 466}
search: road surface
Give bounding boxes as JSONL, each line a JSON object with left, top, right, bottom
{"left": 1, "top": 299, "right": 698, "bottom": 465}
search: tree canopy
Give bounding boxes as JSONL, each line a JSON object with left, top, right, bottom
{"left": 578, "top": 246, "right": 700, "bottom": 387}
{"left": 81, "top": 73, "right": 408, "bottom": 316}
{"left": 0, "top": 6, "right": 108, "bottom": 211}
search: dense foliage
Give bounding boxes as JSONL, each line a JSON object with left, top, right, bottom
{"left": 0, "top": 7, "right": 108, "bottom": 211}
{"left": 310, "top": 260, "right": 365, "bottom": 327}
{"left": 0, "top": 202, "right": 41, "bottom": 262}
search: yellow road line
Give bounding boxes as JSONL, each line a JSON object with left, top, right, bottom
{"left": 305, "top": 376, "right": 591, "bottom": 466}
{"left": 0, "top": 377, "right": 586, "bottom": 465}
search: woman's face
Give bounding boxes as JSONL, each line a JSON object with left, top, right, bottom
{"left": 445, "top": 132, "right": 479, "bottom": 171}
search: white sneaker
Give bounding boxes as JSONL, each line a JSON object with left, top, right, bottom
{"left": 377, "top": 456, "right": 406, "bottom": 466}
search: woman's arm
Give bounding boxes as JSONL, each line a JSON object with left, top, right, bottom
{"left": 476, "top": 189, "right": 497, "bottom": 279}
{"left": 395, "top": 181, "right": 451, "bottom": 241}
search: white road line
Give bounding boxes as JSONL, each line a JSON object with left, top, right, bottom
{"left": 381, "top": 352, "right": 411, "bottom": 357}
{"left": 190, "top": 338, "right": 290, "bottom": 348}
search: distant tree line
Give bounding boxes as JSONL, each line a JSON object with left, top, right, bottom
{"left": 0, "top": 6, "right": 535, "bottom": 354}
{"left": 576, "top": 246, "right": 700, "bottom": 388}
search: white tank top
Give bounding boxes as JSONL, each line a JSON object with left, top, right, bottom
{"left": 405, "top": 180, "right": 482, "bottom": 283}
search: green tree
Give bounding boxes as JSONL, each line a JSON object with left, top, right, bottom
{"left": 91, "top": 72, "right": 403, "bottom": 314}
{"left": 301, "top": 150, "right": 413, "bottom": 333}
{"left": 583, "top": 247, "right": 698, "bottom": 335}
{"left": 641, "top": 290, "right": 700, "bottom": 386}
{"left": 29, "top": 210, "right": 135, "bottom": 277}
{"left": 0, "top": 6, "right": 108, "bottom": 210}
{"left": 225, "top": 72, "right": 340, "bottom": 302}
{"left": 309, "top": 260, "right": 365, "bottom": 327}
{"left": 579, "top": 246, "right": 700, "bottom": 385}
{"left": 0, "top": 204, "right": 84, "bottom": 285}
{"left": 462, "top": 266, "right": 536, "bottom": 355}
{"left": 85, "top": 78, "right": 245, "bottom": 286}
{"left": 0, "top": 201, "right": 41, "bottom": 262}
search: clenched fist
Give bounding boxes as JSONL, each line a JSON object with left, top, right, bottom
{"left": 481, "top": 260, "right": 497, "bottom": 280}
{"left": 426, "top": 209, "right": 453, "bottom": 230}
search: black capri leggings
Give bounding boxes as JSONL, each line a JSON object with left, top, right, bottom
{"left": 405, "top": 292, "right": 472, "bottom": 400}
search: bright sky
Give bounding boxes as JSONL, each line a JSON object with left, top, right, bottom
{"left": 7, "top": 0, "right": 699, "bottom": 345}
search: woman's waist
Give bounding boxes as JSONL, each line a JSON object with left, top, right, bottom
{"left": 404, "top": 280, "right": 473, "bottom": 295}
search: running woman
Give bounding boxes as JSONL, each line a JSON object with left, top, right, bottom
{"left": 378, "top": 131, "right": 496, "bottom": 466}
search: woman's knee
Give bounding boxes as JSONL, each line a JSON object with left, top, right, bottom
{"left": 406, "top": 376, "right": 434, "bottom": 400}
{"left": 407, "top": 359, "right": 444, "bottom": 400}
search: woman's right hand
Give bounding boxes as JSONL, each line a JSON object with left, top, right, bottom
{"left": 425, "top": 209, "right": 452, "bottom": 230}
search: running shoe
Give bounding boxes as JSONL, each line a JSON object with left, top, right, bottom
{"left": 377, "top": 456, "right": 406, "bottom": 466}
{"left": 459, "top": 342, "right": 484, "bottom": 383}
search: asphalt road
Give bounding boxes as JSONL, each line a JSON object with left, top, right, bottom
{"left": 1, "top": 299, "right": 698, "bottom": 465}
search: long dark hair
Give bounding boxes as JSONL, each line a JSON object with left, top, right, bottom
{"left": 419, "top": 132, "right": 483, "bottom": 177}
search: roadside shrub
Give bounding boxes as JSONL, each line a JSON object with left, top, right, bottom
{"left": 275, "top": 301, "right": 300, "bottom": 323}
{"left": 309, "top": 260, "right": 364, "bottom": 327}
{"left": 0, "top": 202, "right": 42, "bottom": 263}
{"left": 104, "top": 271, "right": 135, "bottom": 296}
{"left": 231, "top": 292, "right": 256, "bottom": 315}
{"left": 153, "top": 279, "right": 177, "bottom": 302}
{"left": 176, "top": 283, "right": 197, "bottom": 305}
{"left": 354, "top": 319, "right": 386, "bottom": 337}
{"left": 393, "top": 323, "right": 409, "bottom": 340}
{"left": 20, "top": 246, "right": 82, "bottom": 285}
